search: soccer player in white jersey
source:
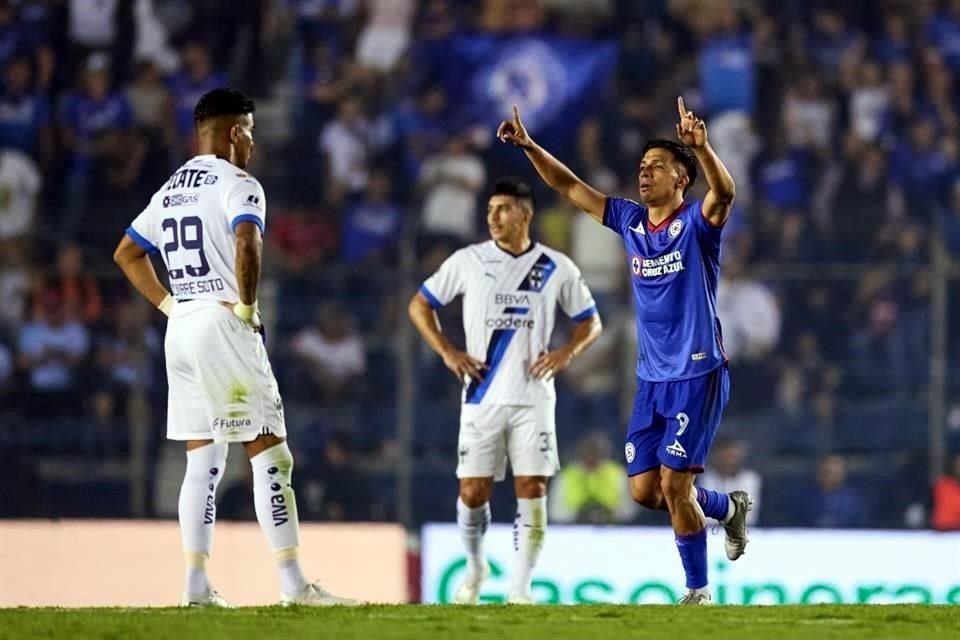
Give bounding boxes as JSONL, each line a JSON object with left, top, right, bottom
{"left": 408, "top": 178, "right": 603, "bottom": 604}
{"left": 112, "top": 88, "right": 355, "bottom": 607}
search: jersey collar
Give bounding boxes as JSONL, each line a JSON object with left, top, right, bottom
{"left": 646, "top": 202, "right": 686, "bottom": 233}
{"left": 492, "top": 240, "right": 537, "bottom": 258}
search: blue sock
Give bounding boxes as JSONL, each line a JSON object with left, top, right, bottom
{"left": 696, "top": 486, "right": 730, "bottom": 521}
{"left": 675, "top": 528, "right": 708, "bottom": 589}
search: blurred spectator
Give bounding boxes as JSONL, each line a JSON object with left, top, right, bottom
{"left": 17, "top": 290, "right": 90, "bottom": 418}
{"left": 92, "top": 300, "right": 159, "bottom": 432}
{"left": 127, "top": 59, "right": 171, "bottom": 140}
{"left": 0, "top": 1, "right": 54, "bottom": 91}
{"left": 392, "top": 83, "right": 448, "bottom": 180}
{"left": 0, "top": 239, "right": 29, "bottom": 333}
{"left": 0, "top": 148, "right": 40, "bottom": 243}
{"left": 35, "top": 244, "right": 102, "bottom": 325}
{"left": 301, "top": 431, "right": 374, "bottom": 521}
{"left": 418, "top": 133, "right": 486, "bottom": 243}
{"left": 416, "top": 0, "right": 460, "bottom": 41}
{"left": 59, "top": 52, "right": 139, "bottom": 239}
{"left": 783, "top": 74, "right": 835, "bottom": 152}
{"left": 847, "top": 61, "right": 888, "bottom": 142}
{"left": 320, "top": 96, "right": 372, "bottom": 197}
{"left": 931, "top": 452, "right": 960, "bottom": 531}
{"left": 888, "top": 118, "right": 955, "bottom": 216}
{"left": 697, "top": 4, "right": 755, "bottom": 116}
{"left": 924, "top": 0, "right": 960, "bottom": 72}
{"left": 66, "top": 0, "right": 134, "bottom": 79}
{"left": 340, "top": 167, "right": 401, "bottom": 265}
{"left": 355, "top": 0, "right": 414, "bottom": 73}
{"left": 798, "top": 454, "right": 866, "bottom": 528}
{"left": 291, "top": 303, "right": 366, "bottom": 403}
{"left": 167, "top": 41, "right": 226, "bottom": 155}
{"left": 708, "top": 111, "right": 759, "bottom": 206}
{"left": 549, "top": 431, "right": 635, "bottom": 524}
{"left": 700, "top": 438, "right": 762, "bottom": 525}
{"left": 716, "top": 255, "right": 781, "bottom": 361}
{"left": 269, "top": 201, "right": 339, "bottom": 275}
{"left": 0, "top": 54, "right": 53, "bottom": 163}
{"left": 847, "top": 290, "right": 907, "bottom": 394}
{"left": 752, "top": 131, "right": 812, "bottom": 215}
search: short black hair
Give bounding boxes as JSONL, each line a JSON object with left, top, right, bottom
{"left": 194, "top": 88, "right": 255, "bottom": 125}
{"left": 490, "top": 177, "right": 536, "bottom": 211}
{"left": 642, "top": 139, "right": 698, "bottom": 194}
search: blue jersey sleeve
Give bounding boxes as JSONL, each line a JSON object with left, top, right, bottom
{"left": 692, "top": 199, "right": 724, "bottom": 252}
{"left": 603, "top": 196, "right": 642, "bottom": 236}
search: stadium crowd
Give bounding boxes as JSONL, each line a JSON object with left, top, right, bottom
{"left": 1, "top": 0, "right": 960, "bottom": 529}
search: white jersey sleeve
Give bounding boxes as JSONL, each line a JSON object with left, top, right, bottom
{"left": 420, "top": 249, "right": 468, "bottom": 308}
{"left": 556, "top": 257, "right": 598, "bottom": 321}
{"left": 222, "top": 176, "right": 267, "bottom": 234}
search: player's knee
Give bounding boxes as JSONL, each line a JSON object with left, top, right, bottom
{"left": 659, "top": 471, "right": 693, "bottom": 504}
{"left": 630, "top": 482, "right": 661, "bottom": 509}
{"left": 514, "top": 476, "right": 547, "bottom": 499}
{"left": 459, "top": 480, "right": 492, "bottom": 507}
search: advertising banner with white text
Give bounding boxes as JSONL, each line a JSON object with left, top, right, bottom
{"left": 421, "top": 524, "right": 960, "bottom": 604}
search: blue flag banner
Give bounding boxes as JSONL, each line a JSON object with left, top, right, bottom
{"left": 428, "top": 36, "right": 618, "bottom": 148}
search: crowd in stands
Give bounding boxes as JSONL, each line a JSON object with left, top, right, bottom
{"left": 1, "top": 0, "right": 959, "bottom": 528}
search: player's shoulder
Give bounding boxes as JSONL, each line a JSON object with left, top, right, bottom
{"left": 210, "top": 157, "right": 263, "bottom": 192}
{"left": 535, "top": 242, "right": 581, "bottom": 273}
{"left": 455, "top": 240, "right": 498, "bottom": 262}
{"left": 608, "top": 196, "right": 644, "bottom": 212}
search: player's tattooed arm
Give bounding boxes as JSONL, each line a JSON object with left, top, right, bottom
{"left": 408, "top": 292, "right": 486, "bottom": 382}
{"left": 234, "top": 221, "right": 262, "bottom": 306}
{"left": 498, "top": 105, "right": 608, "bottom": 223}
{"left": 676, "top": 96, "right": 736, "bottom": 227}
{"left": 113, "top": 234, "right": 172, "bottom": 310}
{"left": 529, "top": 312, "right": 602, "bottom": 380}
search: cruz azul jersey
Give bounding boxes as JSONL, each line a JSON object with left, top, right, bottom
{"left": 421, "top": 241, "right": 597, "bottom": 406}
{"left": 603, "top": 197, "right": 727, "bottom": 382}
{"left": 124, "top": 154, "right": 266, "bottom": 302}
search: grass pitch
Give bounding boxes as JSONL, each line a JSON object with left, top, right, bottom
{"left": 0, "top": 604, "right": 954, "bottom": 640}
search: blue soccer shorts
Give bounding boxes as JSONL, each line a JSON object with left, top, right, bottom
{"left": 624, "top": 364, "right": 730, "bottom": 475}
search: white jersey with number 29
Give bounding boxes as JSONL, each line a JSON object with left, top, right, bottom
{"left": 421, "top": 240, "right": 598, "bottom": 406}
{"left": 125, "top": 154, "right": 266, "bottom": 302}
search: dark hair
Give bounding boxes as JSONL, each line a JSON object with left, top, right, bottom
{"left": 642, "top": 139, "right": 698, "bottom": 194}
{"left": 490, "top": 177, "right": 536, "bottom": 211}
{"left": 194, "top": 88, "right": 255, "bottom": 125}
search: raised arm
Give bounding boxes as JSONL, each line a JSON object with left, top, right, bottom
{"left": 498, "top": 105, "right": 608, "bottom": 223}
{"left": 676, "top": 97, "right": 736, "bottom": 227}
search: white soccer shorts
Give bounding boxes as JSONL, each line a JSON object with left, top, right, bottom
{"left": 165, "top": 300, "right": 286, "bottom": 442}
{"left": 456, "top": 403, "right": 559, "bottom": 481}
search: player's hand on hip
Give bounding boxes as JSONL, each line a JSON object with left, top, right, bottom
{"left": 497, "top": 105, "right": 533, "bottom": 149}
{"left": 529, "top": 347, "right": 574, "bottom": 380}
{"left": 676, "top": 96, "right": 707, "bottom": 148}
{"left": 442, "top": 349, "right": 487, "bottom": 382}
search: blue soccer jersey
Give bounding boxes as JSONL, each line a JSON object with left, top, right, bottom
{"left": 603, "top": 197, "right": 727, "bottom": 382}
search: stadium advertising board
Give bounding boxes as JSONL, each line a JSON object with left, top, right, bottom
{"left": 421, "top": 524, "right": 960, "bottom": 604}
{"left": 0, "top": 521, "right": 407, "bottom": 606}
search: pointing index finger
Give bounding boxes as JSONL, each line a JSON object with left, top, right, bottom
{"left": 677, "top": 96, "right": 685, "bottom": 117}
{"left": 512, "top": 104, "right": 521, "bottom": 124}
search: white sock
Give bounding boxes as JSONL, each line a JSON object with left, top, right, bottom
{"left": 723, "top": 498, "right": 736, "bottom": 523}
{"left": 178, "top": 443, "right": 228, "bottom": 595}
{"left": 456, "top": 498, "right": 490, "bottom": 579}
{"left": 510, "top": 497, "right": 547, "bottom": 599}
{"left": 251, "top": 442, "right": 308, "bottom": 594}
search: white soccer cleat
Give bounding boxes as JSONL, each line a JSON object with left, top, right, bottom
{"left": 280, "top": 581, "right": 360, "bottom": 607}
{"left": 180, "top": 587, "right": 232, "bottom": 608}
{"left": 507, "top": 594, "right": 534, "bottom": 605}
{"left": 678, "top": 590, "right": 713, "bottom": 606}
{"left": 453, "top": 565, "right": 491, "bottom": 605}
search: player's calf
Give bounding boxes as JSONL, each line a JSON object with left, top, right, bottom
{"left": 629, "top": 470, "right": 667, "bottom": 510}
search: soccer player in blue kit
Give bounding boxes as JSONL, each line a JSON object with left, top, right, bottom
{"left": 498, "top": 97, "right": 751, "bottom": 604}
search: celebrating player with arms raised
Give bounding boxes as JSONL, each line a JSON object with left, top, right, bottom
{"left": 499, "top": 98, "right": 751, "bottom": 605}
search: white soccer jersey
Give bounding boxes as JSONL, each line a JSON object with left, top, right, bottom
{"left": 125, "top": 154, "right": 266, "bottom": 302}
{"left": 421, "top": 240, "right": 597, "bottom": 406}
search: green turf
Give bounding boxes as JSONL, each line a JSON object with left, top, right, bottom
{"left": 0, "top": 605, "right": 955, "bottom": 640}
